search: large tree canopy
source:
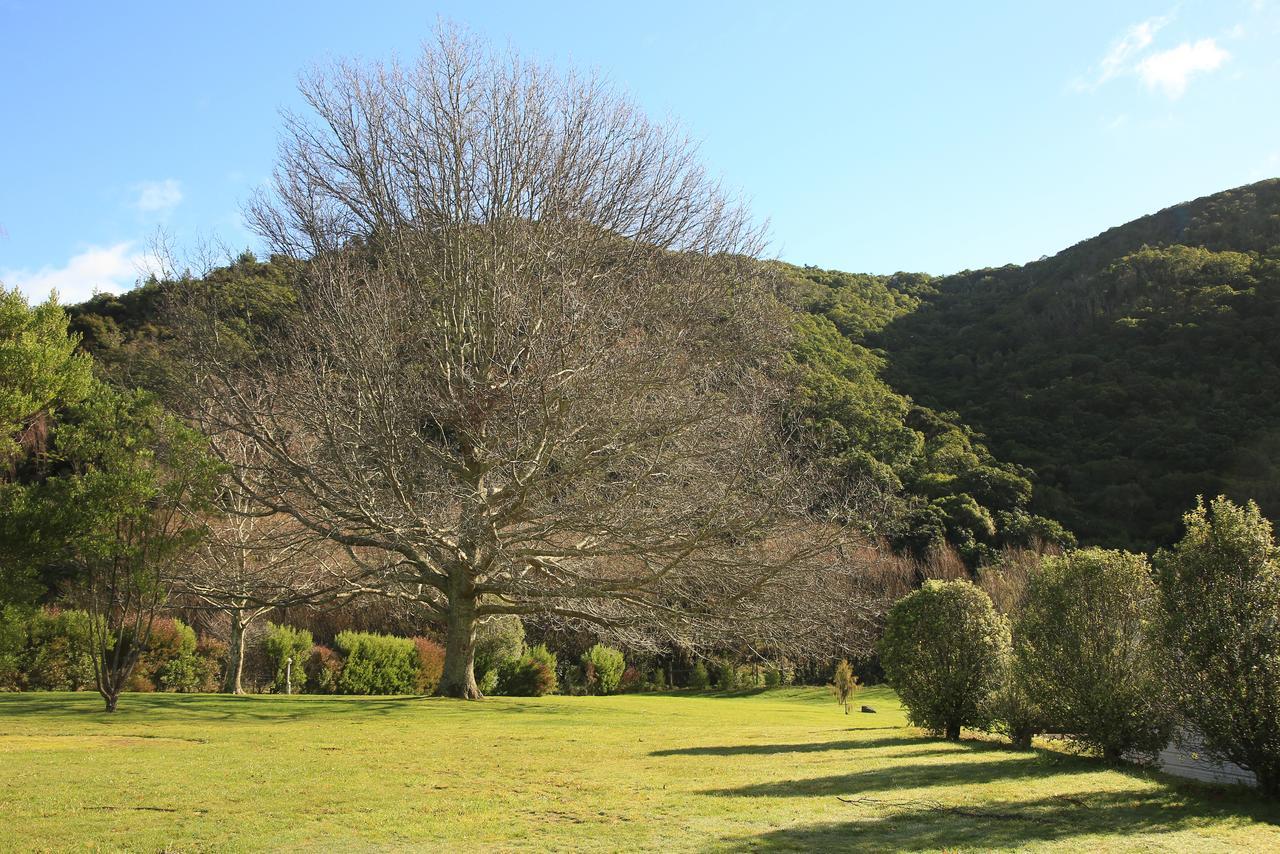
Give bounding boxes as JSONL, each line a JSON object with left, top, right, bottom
{"left": 183, "top": 29, "right": 859, "bottom": 698}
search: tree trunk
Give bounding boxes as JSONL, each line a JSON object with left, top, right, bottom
{"left": 102, "top": 689, "right": 118, "bottom": 713}
{"left": 436, "top": 593, "right": 481, "bottom": 699}
{"left": 945, "top": 721, "right": 961, "bottom": 740}
{"left": 224, "top": 612, "right": 247, "bottom": 695}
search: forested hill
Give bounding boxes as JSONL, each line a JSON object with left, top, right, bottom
{"left": 858, "top": 179, "right": 1280, "bottom": 550}
{"left": 65, "top": 179, "right": 1280, "bottom": 560}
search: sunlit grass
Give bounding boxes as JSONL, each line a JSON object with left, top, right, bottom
{"left": 1, "top": 687, "right": 1277, "bottom": 851}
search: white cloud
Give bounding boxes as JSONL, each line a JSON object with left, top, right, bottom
{"left": 1, "top": 242, "right": 150, "bottom": 304}
{"left": 1100, "top": 16, "right": 1169, "bottom": 84}
{"left": 1075, "top": 14, "right": 1171, "bottom": 91}
{"left": 133, "top": 178, "right": 183, "bottom": 213}
{"left": 1136, "top": 39, "right": 1231, "bottom": 97}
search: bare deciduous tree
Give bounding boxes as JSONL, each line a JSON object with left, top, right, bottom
{"left": 186, "top": 28, "right": 864, "bottom": 697}
{"left": 178, "top": 435, "right": 348, "bottom": 694}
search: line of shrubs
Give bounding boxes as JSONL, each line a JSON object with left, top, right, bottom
{"left": 878, "top": 496, "right": 1280, "bottom": 797}
{"left": 0, "top": 608, "right": 224, "bottom": 693}
{"left": 3, "top": 602, "right": 802, "bottom": 699}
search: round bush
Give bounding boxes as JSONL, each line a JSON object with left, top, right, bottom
{"left": 879, "top": 579, "right": 1009, "bottom": 739}
{"left": 1156, "top": 497, "right": 1280, "bottom": 796}
{"left": 581, "top": 644, "right": 625, "bottom": 695}
{"left": 1015, "top": 548, "right": 1171, "bottom": 760}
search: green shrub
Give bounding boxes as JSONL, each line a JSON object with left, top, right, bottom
{"left": 581, "top": 644, "right": 625, "bottom": 695}
{"left": 0, "top": 606, "right": 97, "bottom": 691}
{"left": 880, "top": 579, "right": 1009, "bottom": 740}
{"left": 155, "top": 656, "right": 200, "bottom": 693}
{"left": 263, "top": 623, "right": 313, "bottom": 694}
{"left": 763, "top": 663, "right": 795, "bottom": 688}
{"left": 334, "top": 631, "right": 417, "bottom": 695}
{"left": 688, "top": 661, "right": 710, "bottom": 690}
{"left": 735, "top": 664, "right": 764, "bottom": 689}
{"left": 1015, "top": 548, "right": 1171, "bottom": 761}
{"left": 194, "top": 638, "right": 226, "bottom": 693}
{"left": 305, "top": 645, "right": 343, "bottom": 694}
{"left": 473, "top": 616, "right": 524, "bottom": 688}
{"left": 1155, "top": 497, "right": 1280, "bottom": 797}
{"left": 412, "top": 637, "right": 445, "bottom": 694}
{"left": 497, "top": 645, "right": 558, "bottom": 697}
{"left": 832, "top": 660, "right": 858, "bottom": 713}
{"left": 0, "top": 605, "right": 26, "bottom": 690}
{"left": 25, "top": 608, "right": 95, "bottom": 691}
{"left": 128, "top": 618, "right": 198, "bottom": 692}
{"left": 650, "top": 667, "right": 667, "bottom": 691}
{"left": 478, "top": 667, "right": 500, "bottom": 695}
{"left": 714, "top": 659, "right": 736, "bottom": 690}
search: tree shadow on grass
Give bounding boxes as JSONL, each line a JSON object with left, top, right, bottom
{"left": 722, "top": 785, "right": 1280, "bottom": 852}
{"left": 704, "top": 753, "right": 1103, "bottom": 798}
{"left": 652, "top": 735, "right": 957, "bottom": 757}
{"left": 0, "top": 693, "right": 442, "bottom": 722}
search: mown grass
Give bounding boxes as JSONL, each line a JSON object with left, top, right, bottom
{"left": 1, "top": 687, "right": 1278, "bottom": 852}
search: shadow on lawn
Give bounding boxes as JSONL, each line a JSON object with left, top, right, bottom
{"left": 705, "top": 752, "right": 1105, "bottom": 799}
{"left": 727, "top": 785, "right": 1280, "bottom": 851}
{"left": 0, "top": 693, "right": 439, "bottom": 722}
{"left": 652, "top": 735, "right": 959, "bottom": 757}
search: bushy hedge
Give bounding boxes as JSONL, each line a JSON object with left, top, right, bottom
{"left": 497, "top": 644, "right": 558, "bottom": 696}
{"left": 1156, "top": 497, "right": 1280, "bottom": 796}
{"left": 581, "top": 644, "right": 625, "bottom": 695}
{"left": 263, "top": 623, "right": 313, "bottom": 694}
{"left": 1, "top": 609, "right": 221, "bottom": 694}
{"left": 0, "top": 606, "right": 95, "bottom": 691}
{"left": 880, "top": 580, "right": 1009, "bottom": 740}
{"left": 334, "top": 631, "right": 418, "bottom": 695}
{"left": 688, "top": 661, "right": 710, "bottom": 689}
{"left": 305, "top": 644, "right": 343, "bottom": 694}
{"left": 1015, "top": 548, "right": 1172, "bottom": 760}
{"left": 474, "top": 616, "right": 524, "bottom": 694}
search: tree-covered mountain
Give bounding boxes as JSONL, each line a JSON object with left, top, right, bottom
{"left": 868, "top": 179, "right": 1280, "bottom": 549}
{"left": 780, "top": 265, "right": 1072, "bottom": 564}
{"left": 63, "top": 179, "right": 1280, "bottom": 561}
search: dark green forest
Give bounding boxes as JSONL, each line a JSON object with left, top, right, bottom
{"left": 66, "top": 179, "right": 1280, "bottom": 559}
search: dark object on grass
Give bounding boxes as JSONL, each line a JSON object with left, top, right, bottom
{"left": 861, "top": 705, "right": 876, "bottom": 713}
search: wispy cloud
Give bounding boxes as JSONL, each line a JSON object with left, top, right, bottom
{"left": 133, "top": 178, "right": 183, "bottom": 213}
{"left": 1, "top": 242, "right": 150, "bottom": 304}
{"left": 1074, "top": 13, "right": 1232, "bottom": 98}
{"left": 1075, "top": 14, "right": 1172, "bottom": 92}
{"left": 1136, "top": 38, "right": 1231, "bottom": 97}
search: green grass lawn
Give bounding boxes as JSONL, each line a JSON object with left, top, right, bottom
{"left": 2, "top": 687, "right": 1278, "bottom": 852}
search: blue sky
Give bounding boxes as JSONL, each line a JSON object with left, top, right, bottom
{"left": 2, "top": 0, "right": 1278, "bottom": 303}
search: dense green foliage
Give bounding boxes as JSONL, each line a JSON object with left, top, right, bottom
{"left": 1155, "top": 496, "right": 1280, "bottom": 796}
{"left": 473, "top": 615, "right": 525, "bottom": 694}
{"left": 497, "top": 643, "right": 558, "bottom": 697}
{"left": 873, "top": 180, "right": 1280, "bottom": 549}
{"left": 784, "top": 270, "right": 1073, "bottom": 564}
{"left": 0, "top": 606, "right": 95, "bottom": 691}
{"left": 879, "top": 580, "right": 1009, "bottom": 739}
{"left": 581, "top": 643, "right": 626, "bottom": 695}
{"left": 1014, "top": 549, "right": 1171, "bottom": 760}
{"left": 333, "top": 631, "right": 419, "bottom": 695}
{"left": 264, "top": 623, "right": 313, "bottom": 694}
{"left": 66, "top": 253, "right": 298, "bottom": 394}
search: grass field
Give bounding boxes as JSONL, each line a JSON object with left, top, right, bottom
{"left": 2, "top": 687, "right": 1278, "bottom": 852}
